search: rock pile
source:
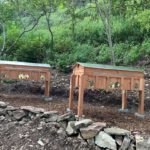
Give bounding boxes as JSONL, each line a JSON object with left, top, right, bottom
{"left": 0, "top": 101, "right": 149, "bottom": 150}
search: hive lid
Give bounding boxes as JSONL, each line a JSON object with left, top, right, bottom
{"left": 0, "top": 60, "right": 51, "bottom": 68}
{"left": 77, "top": 62, "right": 144, "bottom": 72}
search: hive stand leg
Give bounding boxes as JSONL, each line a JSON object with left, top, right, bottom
{"left": 69, "top": 74, "right": 76, "bottom": 110}
{"left": 122, "top": 90, "right": 127, "bottom": 110}
{"left": 77, "top": 75, "right": 85, "bottom": 117}
{"left": 138, "top": 90, "right": 144, "bottom": 114}
{"left": 44, "top": 81, "right": 50, "bottom": 97}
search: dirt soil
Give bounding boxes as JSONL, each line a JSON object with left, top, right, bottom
{"left": 0, "top": 68, "right": 150, "bottom": 136}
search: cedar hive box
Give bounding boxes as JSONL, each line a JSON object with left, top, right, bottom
{"left": 0, "top": 60, "right": 51, "bottom": 96}
{"left": 69, "top": 62, "right": 145, "bottom": 117}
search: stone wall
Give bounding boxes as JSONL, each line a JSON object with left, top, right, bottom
{"left": 0, "top": 101, "right": 149, "bottom": 150}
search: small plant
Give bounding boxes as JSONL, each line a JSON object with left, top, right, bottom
{"left": 0, "top": 73, "right": 7, "bottom": 83}
{"left": 109, "top": 81, "right": 121, "bottom": 89}
{"left": 88, "top": 80, "right": 95, "bottom": 90}
{"left": 40, "top": 75, "right": 45, "bottom": 81}
{"left": 18, "top": 74, "right": 29, "bottom": 80}
{"left": 134, "top": 83, "right": 139, "bottom": 90}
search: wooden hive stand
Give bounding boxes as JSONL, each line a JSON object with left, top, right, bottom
{"left": 69, "top": 62, "right": 145, "bottom": 117}
{"left": 0, "top": 60, "right": 51, "bottom": 96}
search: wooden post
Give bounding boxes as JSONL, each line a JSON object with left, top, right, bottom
{"left": 69, "top": 74, "right": 76, "bottom": 110}
{"left": 44, "top": 81, "right": 50, "bottom": 96}
{"left": 77, "top": 75, "right": 85, "bottom": 117}
{"left": 138, "top": 79, "right": 144, "bottom": 114}
{"left": 122, "top": 90, "right": 127, "bottom": 110}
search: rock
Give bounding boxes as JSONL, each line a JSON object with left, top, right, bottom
{"left": 66, "top": 108, "right": 72, "bottom": 113}
{"left": 12, "top": 109, "right": 26, "bottom": 120}
{"left": 66, "top": 121, "right": 77, "bottom": 135}
{"left": 135, "top": 135, "right": 144, "bottom": 143}
{"left": 57, "top": 127, "right": 64, "bottom": 134}
{"left": 95, "top": 131, "right": 117, "bottom": 150}
{"left": 147, "top": 138, "right": 150, "bottom": 144}
{"left": 74, "top": 119, "right": 93, "bottom": 129}
{"left": 80, "top": 122, "right": 106, "bottom": 139}
{"left": 77, "top": 133, "right": 83, "bottom": 140}
{"left": 0, "top": 115, "right": 5, "bottom": 121}
{"left": 135, "top": 135, "right": 150, "bottom": 150}
{"left": 0, "top": 101, "right": 7, "bottom": 109}
{"left": 57, "top": 128, "right": 67, "bottom": 138}
{"left": 5, "top": 106, "right": 18, "bottom": 111}
{"left": 104, "top": 127, "right": 130, "bottom": 136}
{"left": 58, "top": 121, "right": 68, "bottom": 129}
{"left": 57, "top": 112, "right": 76, "bottom": 122}
{"left": 19, "top": 120, "right": 26, "bottom": 125}
{"left": 7, "top": 110, "right": 13, "bottom": 116}
{"left": 120, "top": 136, "right": 131, "bottom": 150}
{"left": 44, "top": 97, "right": 53, "bottom": 102}
{"left": 43, "top": 111, "right": 58, "bottom": 116}
{"left": 134, "top": 113, "right": 145, "bottom": 119}
{"left": 45, "top": 115, "right": 58, "bottom": 122}
{"left": 43, "top": 111, "right": 59, "bottom": 122}
{"left": 0, "top": 108, "right": 6, "bottom": 116}
{"left": 37, "top": 139, "right": 45, "bottom": 146}
{"left": 46, "top": 122, "right": 60, "bottom": 129}
{"left": 21, "top": 106, "right": 45, "bottom": 114}
{"left": 128, "top": 143, "right": 135, "bottom": 150}
{"left": 145, "top": 83, "right": 149, "bottom": 87}
{"left": 118, "top": 108, "right": 129, "bottom": 113}
{"left": 87, "top": 138, "right": 95, "bottom": 146}
{"left": 115, "top": 135, "right": 123, "bottom": 146}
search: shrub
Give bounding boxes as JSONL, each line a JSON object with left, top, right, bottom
{"left": 123, "top": 44, "right": 140, "bottom": 65}
{"left": 95, "top": 44, "right": 111, "bottom": 64}
{"left": 72, "top": 43, "right": 97, "bottom": 62}
{"left": 139, "top": 39, "right": 150, "bottom": 56}
{"left": 15, "top": 31, "right": 50, "bottom": 63}
{"left": 75, "top": 17, "right": 105, "bottom": 45}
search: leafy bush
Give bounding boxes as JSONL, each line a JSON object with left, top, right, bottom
{"left": 112, "top": 17, "right": 144, "bottom": 44}
{"left": 55, "top": 53, "right": 73, "bottom": 72}
{"left": 1, "top": 8, "right": 150, "bottom": 72}
{"left": 75, "top": 17, "right": 105, "bottom": 45}
{"left": 72, "top": 43, "right": 97, "bottom": 62}
{"left": 139, "top": 39, "right": 150, "bottom": 56}
{"left": 4, "top": 23, "right": 22, "bottom": 58}
{"left": 123, "top": 44, "right": 140, "bottom": 65}
{"left": 55, "top": 44, "right": 97, "bottom": 72}
{"left": 133, "top": 10, "right": 150, "bottom": 32}
{"left": 15, "top": 31, "right": 50, "bottom": 63}
{"left": 95, "top": 44, "right": 111, "bottom": 63}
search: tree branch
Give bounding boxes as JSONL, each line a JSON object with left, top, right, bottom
{"left": 2, "top": 14, "right": 43, "bottom": 56}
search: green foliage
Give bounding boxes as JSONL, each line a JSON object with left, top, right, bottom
{"left": 139, "top": 39, "right": 150, "bottom": 57}
{"left": 75, "top": 17, "right": 105, "bottom": 45}
{"left": 123, "top": 44, "right": 140, "bottom": 65}
{"left": 15, "top": 31, "right": 49, "bottom": 63}
{"left": 72, "top": 44, "right": 97, "bottom": 62}
{"left": 95, "top": 45, "right": 111, "bottom": 63}
{"left": 133, "top": 10, "right": 150, "bottom": 32}
{"left": 112, "top": 17, "right": 145, "bottom": 44}
{"left": 55, "top": 53, "right": 73, "bottom": 72}
{"left": 0, "top": 0, "right": 150, "bottom": 72}
{"left": 3, "top": 23, "right": 21, "bottom": 58}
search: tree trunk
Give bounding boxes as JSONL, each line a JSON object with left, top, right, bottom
{"left": 120, "top": 0, "right": 126, "bottom": 17}
{"left": 71, "top": 0, "right": 76, "bottom": 41}
{"left": 0, "top": 22, "right": 6, "bottom": 57}
{"left": 95, "top": 0, "right": 115, "bottom": 65}
{"left": 106, "top": 27, "right": 115, "bottom": 65}
{"left": 45, "top": 13, "right": 54, "bottom": 51}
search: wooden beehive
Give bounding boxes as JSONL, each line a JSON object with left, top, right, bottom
{"left": 69, "top": 62, "right": 145, "bottom": 117}
{"left": 0, "top": 60, "right": 51, "bottom": 96}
